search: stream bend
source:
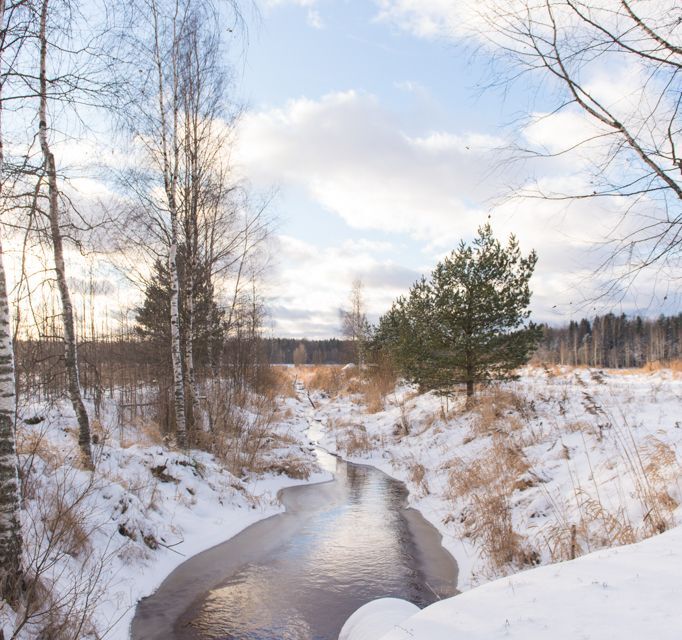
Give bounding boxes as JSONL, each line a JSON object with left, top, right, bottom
{"left": 131, "top": 444, "right": 458, "bottom": 640}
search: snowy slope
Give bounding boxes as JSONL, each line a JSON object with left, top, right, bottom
{"left": 311, "top": 366, "right": 682, "bottom": 591}
{"left": 1, "top": 391, "right": 328, "bottom": 640}
{"left": 343, "top": 523, "right": 682, "bottom": 640}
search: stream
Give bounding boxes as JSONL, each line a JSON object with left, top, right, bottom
{"left": 131, "top": 428, "right": 458, "bottom": 640}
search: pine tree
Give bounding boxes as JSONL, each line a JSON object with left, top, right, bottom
{"left": 376, "top": 224, "right": 541, "bottom": 398}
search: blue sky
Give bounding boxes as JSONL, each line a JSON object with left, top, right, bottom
{"left": 222, "top": 0, "right": 677, "bottom": 338}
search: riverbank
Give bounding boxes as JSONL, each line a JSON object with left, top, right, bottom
{"left": 306, "top": 365, "right": 682, "bottom": 590}
{"left": 131, "top": 436, "right": 456, "bottom": 640}
{"left": 0, "top": 390, "right": 329, "bottom": 640}
{"left": 341, "top": 522, "right": 682, "bottom": 639}
{"left": 306, "top": 364, "right": 682, "bottom": 638}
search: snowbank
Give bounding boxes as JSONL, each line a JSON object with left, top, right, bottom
{"left": 338, "top": 598, "right": 419, "bottom": 640}
{"left": 349, "top": 524, "right": 682, "bottom": 639}
{"left": 0, "top": 392, "right": 328, "bottom": 640}
{"left": 312, "top": 367, "right": 682, "bottom": 589}
{"left": 310, "top": 366, "right": 682, "bottom": 638}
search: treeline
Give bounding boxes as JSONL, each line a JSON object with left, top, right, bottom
{"left": 265, "top": 338, "right": 355, "bottom": 365}
{"left": 537, "top": 313, "right": 682, "bottom": 368}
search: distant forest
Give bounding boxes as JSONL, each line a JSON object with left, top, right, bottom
{"left": 265, "top": 338, "right": 356, "bottom": 365}
{"left": 268, "top": 313, "right": 682, "bottom": 368}
{"left": 536, "top": 313, "right": 682, "bottom": 368}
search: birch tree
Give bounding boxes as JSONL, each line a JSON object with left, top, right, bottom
{"left": 120, "top": 0, "right": 248, "bottom": 444}
{"left": 0, "top": 0, "right": 22, "bottom": 602}
{"left": 36, "top": 0, "right": 93, "bottom": 466}
{"left": 341, "top": 279, "right": 370, "bottom": 365}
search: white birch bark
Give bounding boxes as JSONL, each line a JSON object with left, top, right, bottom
{"left": 169, "top": 242, "right": 187, "bottom": 447}
{"left": 183, "top": 267, "right": 200, "bottom": 433}
{"left": 0, "top": 235, "right": 21, "bottom": 600}
{"left": 38, "top": 0, "right": 93, "bottom": 467}
{"left": 150, "top": 0, "right": 187, "bottom": 447}
{"left": 0, "top": 0, "right": 22, "bottom": 599}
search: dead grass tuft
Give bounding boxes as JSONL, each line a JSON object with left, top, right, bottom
{"left": 120, "top": 417, "right": 165, "bottom": 448}
{"left": 258, "top": 455, "right": 312, "bottom": 479}
{"left": 303, "top": 365, "right": 352, "bottom": 396}
{"left": 361, "top": 356, "right": 398, "bottom": 413}
{"left": 409, "top": 462, "right": 430, "bottom": 496}
{"left": 268, "top": 366, "right": 298, "bottom": 398}
{"left": 330, "top": 419, "right": 372, "bottom": 456}
{"left": 470, "top": 388, "right": 534, "bottom": 436}
{"left": 446, "top": 434, "right": 536, "bottom": 573}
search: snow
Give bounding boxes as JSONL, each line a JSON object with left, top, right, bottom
{"left": 350, "top": 525, "right": 682, "bottom": 639}
{"left": 310, "top": 366, "right": 682, "bottom": 640}
{"left": 4, "top": 366, "right": 682, "bottom": 640}
{"left": 0, "top": 389, "right": 330, "bottom": 640}
{"left": 338, "top": 598, "right": 419, "bottom": 640}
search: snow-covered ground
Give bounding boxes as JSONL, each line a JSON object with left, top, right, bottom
{"left": 5, "top": 366, "right": 682, "bottom": 640}
{"left": 1, "top": 390, "right": 328, "bottom": 640}
{"left": 341, "top": 524, "right": 682, "bottom": 639}
{"left": 309, "top": 366, "right": 682, "bottom": 639}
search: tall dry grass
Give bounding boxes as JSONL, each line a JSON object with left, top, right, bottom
{"left": 446, "top": 430, "right": 538, "bottom": 575}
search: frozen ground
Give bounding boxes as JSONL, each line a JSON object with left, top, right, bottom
{"left": 0, "top": 391, "right": 328, "bottom": 640}
{"left": 310, "top": 366, "right": 682, "bottom": 639}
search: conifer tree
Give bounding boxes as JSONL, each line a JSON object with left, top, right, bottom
{"left": 376, "top": 224, "right": 541, "bottom": 397}
{"left": 135, "top": 254, "right": 225, "bottom": 372}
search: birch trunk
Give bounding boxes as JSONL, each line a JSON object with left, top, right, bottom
{"left": 183, "top": 270, "right": 200, "bottom": 437}
{"left": 0, "top": 0, "right": 22, "bottom": 599}
{"left": 38, "top": 0, "right": 92, "bottom": 467}
{"left": 169, "top": 242, "right": 187, "bottom": 447}
{"left": 155, "top": 4, "right": 188, "bottom": 447}
{"left": 0, "top": 235, "right": 21, "bottom": 601}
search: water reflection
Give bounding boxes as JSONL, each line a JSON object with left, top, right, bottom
{"left": 175, "top": 450, "right": 457, "bottom": 640}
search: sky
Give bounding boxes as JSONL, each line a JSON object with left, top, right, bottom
{"left": 6, "top": 0, "right": 677, "bottom": 341}
{"left": 223, "top": 0, "right": 680, "bottom": 338}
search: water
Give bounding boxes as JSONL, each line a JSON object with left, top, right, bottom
{"left": 131, "top": 443, "right": 458, "bottom": 640}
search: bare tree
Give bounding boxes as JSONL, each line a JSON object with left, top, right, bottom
{"left": 478, "top": 0, "right": 681, "bottom": 278}
{"left": 118, "top": 0, "right": 271, "bottom": 443}
{"left": 34, "top": 0, "right": 95, "bottom": 467}
{"left": 340, "top": 279, "right": 370, "bottom": 365}
{"left": 0, "top": 0, "right": 26, "bottom": 601}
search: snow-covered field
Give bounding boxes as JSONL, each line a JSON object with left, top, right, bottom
{"left": 0, "top": 391, "right": 328, "bottom": 640}
{"left": 309, "top": 366, "right": 682, "bottom": 639}
{"left": 4, "top": 366, "right": 682, "bottom": 640}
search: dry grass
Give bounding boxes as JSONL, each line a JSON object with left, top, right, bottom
{"left": 298, "top": 359, "right": 397, "bottom": 413}
{"left": 329, "top": 418, "right": 372, "bottom": 456}
{"left": 120, "top": 417, "right": 165, "bottom": 448}
{"left": 537, "top": 418, "right": 680, "bottom": 564}
{"left": 17, "top": 428, "right": 70, "bottom": 473}
{"left": 642, "top": 359, "right": 682, "bottom": 373}
{"left": 301, "top": 365, "right": 353, "bottom": 396}
{"left": 469, "top": 387, "right": 534, "bottom": 436}
{"left": 257, "top": 454, "right": 312, "bottom": 479}
{"left": 268, "top": 366, "right": 299, "bottom": 398}
{"left": 409, "top": 462, "right": 430, "bottom": 496}
{"left": 446, "top": 434, "right": 537, "bottom": 574}
{"left": 361, "top": 356, "right": 398, "bottom": 413}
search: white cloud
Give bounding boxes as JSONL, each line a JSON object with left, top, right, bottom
{"left": 238, "top": 90, "right": 506, "bottom": 248}
{"left": 306, "top": 8, "right": 324, "bottom": 28}
{"left": 263, "top": 0, "right": 325, "bottom": 29}
{"left": 374, "top": 0, "right": 485, "bottom": 39}
{"left": 264, "top": 234, "right": 421, "bottom": 337}
{"left": 238, "top": 88, "right": 680, "bottom": 334}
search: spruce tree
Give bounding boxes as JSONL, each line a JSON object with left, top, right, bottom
{"left": 135, "top": 252, "right": 225, "bottom": 371}
{"left": 376, "top": 224, "right": 541, "bottom": 397}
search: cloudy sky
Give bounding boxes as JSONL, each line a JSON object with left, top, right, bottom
{"left": 228, "top": 2, "right": 677, "bottom": 337}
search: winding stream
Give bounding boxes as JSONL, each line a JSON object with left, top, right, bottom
{"left": 131, "top": 431, "right": 458, "bottom": 640}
